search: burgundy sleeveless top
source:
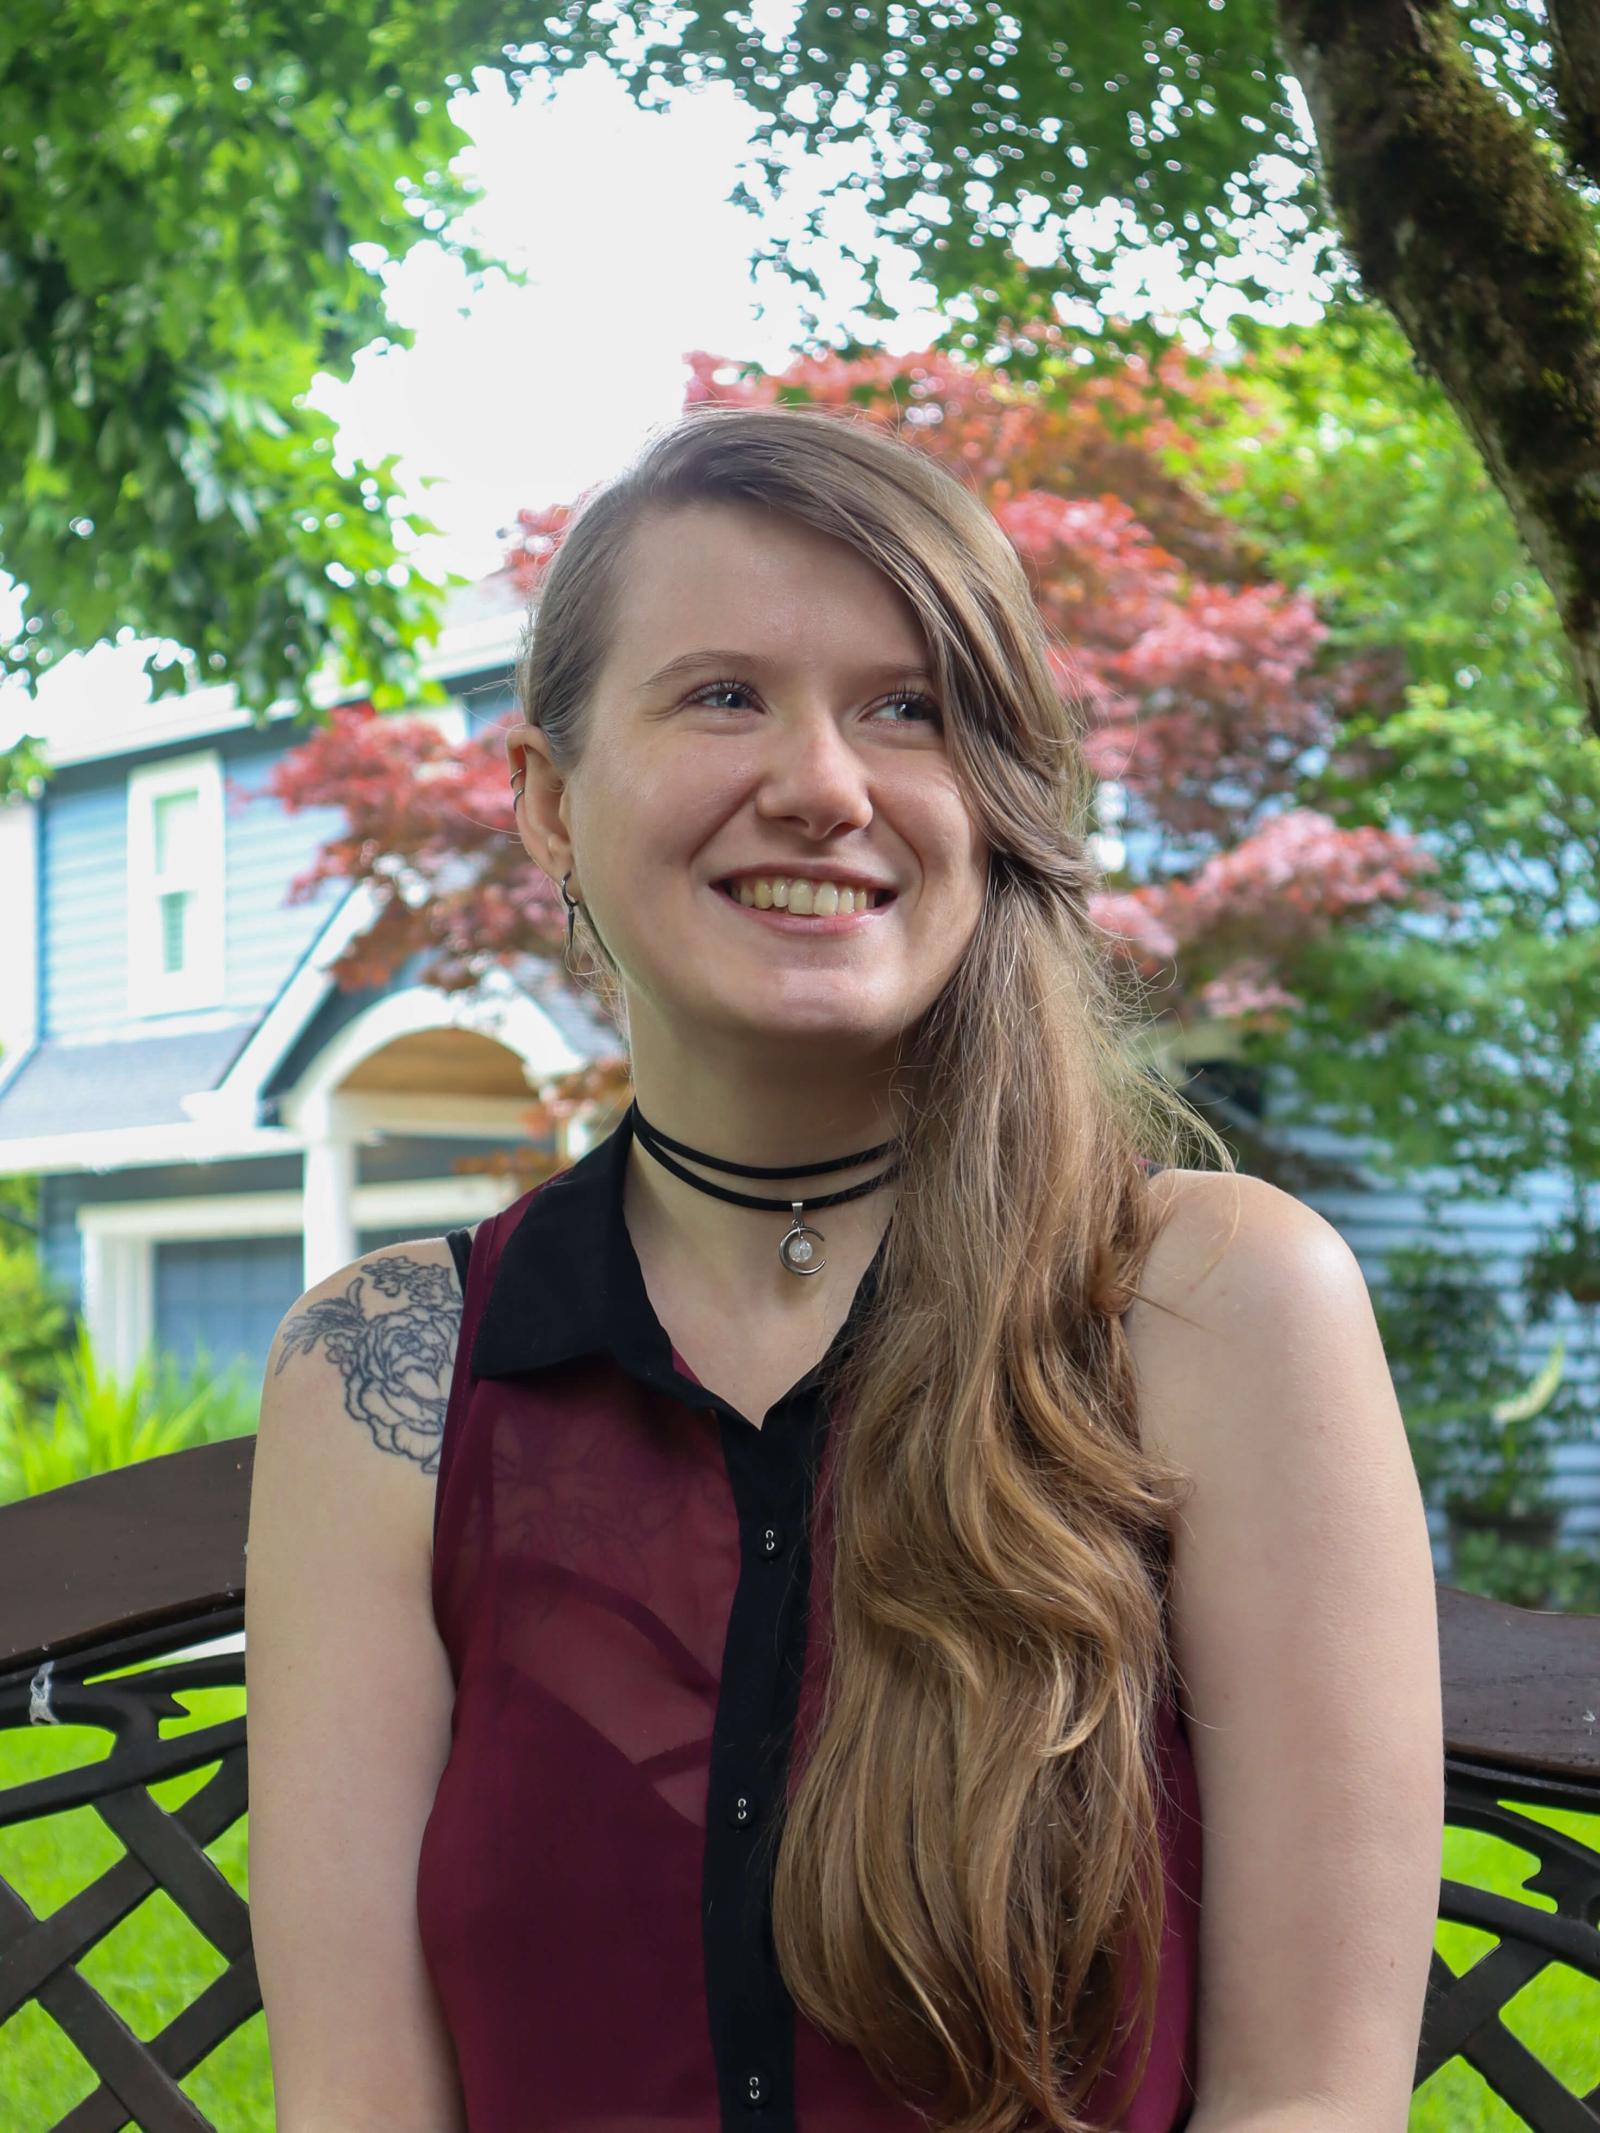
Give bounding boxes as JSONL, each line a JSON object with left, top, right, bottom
{"left": 416, "top": 1115, "right": 1202, "bottom": 2131}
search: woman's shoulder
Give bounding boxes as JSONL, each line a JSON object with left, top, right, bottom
{"left": 1142, "top": 1162, "right": 1330, "bottom": 1248}
{"left": 1133, "top": 1166, "right": 1346, "bottom": 1319}
{"left": 265, "top": 1229, "right": 478, "bottom": 1537}
{"left": 1126, "top": 1167, "right": 1355, "bottom": 1458}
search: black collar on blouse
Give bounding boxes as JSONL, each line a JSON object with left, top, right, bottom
{"left": 467, "top": 1104, "right": 889, "bottom": 1411}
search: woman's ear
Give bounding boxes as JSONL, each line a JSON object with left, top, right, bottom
{"left": 505, "top": 721, "right": 574, "bottom": 883}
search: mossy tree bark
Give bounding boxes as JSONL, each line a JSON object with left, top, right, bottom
{"left": 1274, "top": 0, "right": 1600, "bottom": 733}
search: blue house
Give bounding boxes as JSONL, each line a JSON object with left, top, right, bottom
{"left": 1154, "top": 1059, "right": 1600, "bottom": 1558}
{"left": 0, "top": 574, "right": 617, "bottom": 1396}
{"left": 0, "top": 577, "right": 1594, "bottom": 1562}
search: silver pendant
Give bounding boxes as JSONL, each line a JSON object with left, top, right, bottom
{"left": 779, "top": 1201, "right": 826, "bottom": 1276}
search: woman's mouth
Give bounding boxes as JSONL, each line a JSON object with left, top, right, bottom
{"left": 712, "top": 878, "right": 897, "bottom": 936}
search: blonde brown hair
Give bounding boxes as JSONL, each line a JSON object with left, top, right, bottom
{"left": 514, "top": 400, "right": 1235, "bottom": 2130}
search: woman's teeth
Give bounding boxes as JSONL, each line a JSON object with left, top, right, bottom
{"left": 725, "top": 878, "right": 882, "bottom": 915}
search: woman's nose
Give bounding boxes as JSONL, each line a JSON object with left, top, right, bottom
{"left": 754, "top": 716, "right": 874, "bottom": 824}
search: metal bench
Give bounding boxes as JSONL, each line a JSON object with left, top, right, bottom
{"left": 1, "top": 1439, "right": 1597, "bottom": 2131}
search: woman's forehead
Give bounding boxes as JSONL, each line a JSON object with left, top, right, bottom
{"left": 609, "top": 508, "right": 930, "bottom": 673}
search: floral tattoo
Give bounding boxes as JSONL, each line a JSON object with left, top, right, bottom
{"left": 273, "top": 1254, "right": 461, "bottom": 1473}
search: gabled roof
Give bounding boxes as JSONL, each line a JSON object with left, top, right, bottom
{"left": 0, "top": 869, "right": 620, "bottom": 1177}
{"left": 0, "top": 1024, "right": 259, "bottom": 1139}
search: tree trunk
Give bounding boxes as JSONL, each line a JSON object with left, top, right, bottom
{"left": 1275, "top": 0, "right": 1600, "bottom": 734}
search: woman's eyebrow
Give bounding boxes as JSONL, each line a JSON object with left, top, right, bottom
{"left": 636, "top": 649, "right": 936, "bottom": 692}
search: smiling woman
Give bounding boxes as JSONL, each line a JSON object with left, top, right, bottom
{"left": 497, "top": 407, "right": 1217, "bottom": 2126}
{"left": 247, "top": 400, "right": 1442, "bottom": 2133}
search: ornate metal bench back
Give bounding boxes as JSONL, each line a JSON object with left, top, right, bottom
{"left": 0, "top": 1441, "right": 251, "bottom": 2132}
{"left": 1422, "top": 1583, "right": 1600, "bottom": 2128}
{"left": 0, "top": 1442, "right": 1597, "bottom": 2131}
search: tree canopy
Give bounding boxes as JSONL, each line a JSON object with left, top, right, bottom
{"left": 0, "top": 1, "right": 528, "bottom": 757}
{"left": 520, "top": 0, "right": 1600, "bottom": 732}
{"left": 6, "top": 2, "right": 1597, "bottom": 763}
{"left": 1177, "top": 301, "right": 1600, "bottom": 1289}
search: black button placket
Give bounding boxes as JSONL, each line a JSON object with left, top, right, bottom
{"left": 701, "top": 1385, "right": 831, "bottom": 2130}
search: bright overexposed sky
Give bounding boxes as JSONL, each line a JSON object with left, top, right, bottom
{"left": 0, "top": 54, "right": 1332, "bottom": 751}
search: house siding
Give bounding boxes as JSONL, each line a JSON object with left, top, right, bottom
{"left": 157, "top": 1218, "right": 500, "bottom": 1391}
{"left": 220, "top": 734, "right": 349, "bottom": 1015}
{"left": 38, "top": 1171, "right": 84, "bottom": 1304}
{"left": 39, "top": 725, "right": 346, "bottom": 1041}
{"left": 1270, "top": 1106, "right": 1600, "bottom": 1552}
{"left": 38, "top": 775, "right": 128, "bottom": 1040}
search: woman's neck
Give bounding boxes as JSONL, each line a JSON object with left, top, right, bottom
{"left": 617, "top": 1069, "right": 904, "bottom": 1314}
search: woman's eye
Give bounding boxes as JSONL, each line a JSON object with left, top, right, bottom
{"left": 876, "top": 692, "right": 943, "bottom": 728}
{"left": 684, "top": 678, "right": 941, "bottom": 727}
{"left": 688, "top": 680, "right": 757, "bottom": 712}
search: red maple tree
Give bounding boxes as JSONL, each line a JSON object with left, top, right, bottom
{"left": 251, "top": 338, "right": 1444, "bottom": 1175}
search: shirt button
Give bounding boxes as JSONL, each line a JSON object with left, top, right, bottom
{"left": 731, "top": 1792, "right": 756, "bottom": 1827}
{"left": 744, "top": 2070, "right": 768, "bottom": 2109}
{"left": 762, "top": 1525, "right": 782, "bottom": 1556}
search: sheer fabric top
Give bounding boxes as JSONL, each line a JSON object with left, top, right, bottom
{"left": 416, "top": 1115, "right": 1202, "bottom": 2132}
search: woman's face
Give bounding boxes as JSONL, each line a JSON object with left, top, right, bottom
{"left": 511, "top": 497, "right": 990, "bottom": 1063}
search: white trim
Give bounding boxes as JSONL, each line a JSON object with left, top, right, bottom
{"left": 418, "top": 611, "right": 523, "bottom": 684}
{"left": 1, "top": 1091, "right": 555, "bottom": 1176}
{"left": 81, "top": 1229, "right": 152, "bottom": 1381}
{"left": 0, "top": 966, "right": 589, "bottom": 1177}
{"left": 45, "top": 692, "right": 302, "bottom": 775}
{"left": 302, "top": 1110, "right": 358, "bottom": 1287}
{"left": 313, "top": 1091, "right": 554, "bottom": 1140}
{"left": 0, "top": 800, "right": 38, "bottom": 1078}
{"left": 126, "top": 751, "right": 226, "bottom": 1016}
{"left": 271, "top": 972, "right": 583, "bottom": 1133}
{"left": 0, "top": 1118, "right": 303, "bottom": 1177}
{"left": 178, "top": 880, "right": 384, "bottom": 1131}
{"left": 276, "top": 986, "right": 574, "bottom": 1283}
{"left": 78, "top": 1175, "right": 522, "bottom": 1369}
{"left": 78, "top": 1175, "right": 521, "bottom": 1243}
{"left": 185, "top": 908, "right": 574, "bottom": 1136}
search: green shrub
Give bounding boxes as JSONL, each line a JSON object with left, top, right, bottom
{"left": 0, "top": 1321, "right": 258, "bottom": 1503}
{"left": 1373, "top": 1238, "right": 1599, "bottom": 1609}
{"left": 0, "top": 1195, "right": 75, "bottom": 1421}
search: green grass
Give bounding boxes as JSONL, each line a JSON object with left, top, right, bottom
{"left": 0, "top": 1662, "right": 269, "bottom": 2132}
{"left": 0, "top": 1668, "right": 1597, "bottom": 2131}
{"left": 1412, "top": 1803, "right": 1600, "bottom": 2129}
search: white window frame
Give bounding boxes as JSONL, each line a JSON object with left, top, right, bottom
{"left": 126, "top": 750, "right": 225, "bottom": 1015}
{"left": 78, "top": 1175, "right": 516, "bottom": 1377}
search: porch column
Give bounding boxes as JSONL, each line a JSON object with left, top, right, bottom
{"left": 79, "top": 1228, "right": 153, "bottom": 1381}
{"left": 300, "top": 1090, "right": 358, "bottom": 1290}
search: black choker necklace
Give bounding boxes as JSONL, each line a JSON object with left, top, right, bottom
{"left": 627, "top": 1098, "right": 902, "bottom": 1278}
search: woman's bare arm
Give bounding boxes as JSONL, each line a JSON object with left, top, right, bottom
{"left": 246, "top": 1241, "right": 468, "bottom": 2133}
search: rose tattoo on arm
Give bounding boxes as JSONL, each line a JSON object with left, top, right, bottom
{"left": 273, "top": 1254, "right": 461, "bottom": 1473}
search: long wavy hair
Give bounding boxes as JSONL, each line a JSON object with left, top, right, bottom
{"left": 513, "top": 400, "right": 1237, "bottom": 2131}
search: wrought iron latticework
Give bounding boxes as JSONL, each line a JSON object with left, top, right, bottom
{"left": 1418, "top": 1754, "right": 1600, "bottom": 2128}
{"left": 0, "top": 1440, "right": 255, "bottom": 2131}
{"left": 0, "top": 1611, "right": 255, "bottom": 2132}
{"left": 0, "top": 1442, "right": 1598, "bottom": 2130}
